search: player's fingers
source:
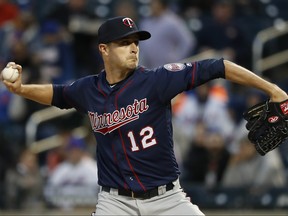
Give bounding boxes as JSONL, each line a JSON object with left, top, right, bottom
{"left": 3, "top": 80, "right": 11, "bottom": 88}
{"left": 12, "top": 64, "right": 22, "bottom": 74}
{"left": 3, "top": 79, "right": 12, "bottom": 86}
{"left": 3, "top": 79, "right": 19, "bottom": 93}
{"left": 6, "top": 62, "right": 16, "bottom": 67}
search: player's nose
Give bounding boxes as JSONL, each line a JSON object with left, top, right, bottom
{"left": 130, "top": 42, "right": 138, "bottom": 54}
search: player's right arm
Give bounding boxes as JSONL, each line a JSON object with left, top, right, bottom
{"left": 223, "top": 60, "right": 288, "bottom": 102}
{"left": 1, "top": 63, "right": 53, "bottom": 106}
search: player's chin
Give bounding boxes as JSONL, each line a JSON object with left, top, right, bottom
{"left": 127, "top": 61, "right": 138, "bottom": 70}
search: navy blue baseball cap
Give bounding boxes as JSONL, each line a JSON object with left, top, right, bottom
{"left": 98, "top": 16, "right": 151, "bottom": 44}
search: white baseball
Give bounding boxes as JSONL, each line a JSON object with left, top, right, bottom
{"left": 1, "top": 67, "right": 19, "bottom": 82}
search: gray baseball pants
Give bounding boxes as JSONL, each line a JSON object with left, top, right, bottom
{"left": 94, "top": 178, "right": 205, "bottom": 215}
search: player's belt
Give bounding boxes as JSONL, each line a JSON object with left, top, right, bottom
{"left": 102, "top": 182, "right": 174, "bottom": 199}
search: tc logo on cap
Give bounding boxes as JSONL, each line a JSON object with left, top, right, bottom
{"left": 122, "top": 17, "right": 134, "bottom": 28}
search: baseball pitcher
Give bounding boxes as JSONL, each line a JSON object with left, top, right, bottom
{"left": 1, "top": 16, "right": 288, "bottom": 215}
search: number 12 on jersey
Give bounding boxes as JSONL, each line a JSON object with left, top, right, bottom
{"left": 127, "top": 126, "right": 157, "bottom": 152}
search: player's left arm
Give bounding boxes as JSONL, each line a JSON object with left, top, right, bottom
{"left": 224, "top": 60, "right": 288, "bottom": 102}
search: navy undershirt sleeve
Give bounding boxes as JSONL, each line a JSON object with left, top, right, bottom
{"left": 51, "top": 84, "right": 73, "bottom": 109}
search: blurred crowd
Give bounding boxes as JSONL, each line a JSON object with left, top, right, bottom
{"left": 1, "top": 0, "right": 288, "bottom": 211}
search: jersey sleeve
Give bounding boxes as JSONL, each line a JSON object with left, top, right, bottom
{"left": 52, "top": 80, "right": 86, "bottom": 113}
{"left": 155, "top": 58, "right": 225, "bottom": 103}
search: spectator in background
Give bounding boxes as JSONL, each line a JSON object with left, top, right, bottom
{"left": 139, "top": 0, "right": 196, "bottom": 68}
{"left": 45, "top": 0, "right": 103, "bottom": 77}
{"left": 44, "top": 135, "right": 98, "bottom": 209}
{"left": 0, "top": 10, "right": 44, "bottom": 195}
{"left": 179, "top": 0, "right": 213, "bottom": 13}
{"left": 222, "top": 136, "right": 286, "bottom": 190}
{"left": 0, "top": 10, "right": 39, "bottom": 70}
{"left": 227, "top": 89, "right": 267, "bottom": 153}
{"left": 172, "top": 81, "right": 234, "bottom": 164}
{"left": 196, "top": 0, "right": 250, "bottom": 68}
{"left": 32, "top": 20, "right": 75, "bottom": 84}
{"left": 0, "top": 78, "right": 44, "bottom": 197}
{"left": 5, "top": 149, "right": 44, "bottom": 210}
{"left": 0, "top": 83, "right": 16, "bottom": 203}
{"left": 113, "top": 0, "right": 138, "bottom": 22}
{"left": 0, "top": 0, "right": 19, "bottom": 27}
{"left": 182, "top": 122, "right": 230, "bottom": 188}
{"left": 181, "top": 120, "right": 208, "bottom": 183}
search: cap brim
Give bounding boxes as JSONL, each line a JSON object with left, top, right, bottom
{"left": 135, "top": 30, "right": 151, "bottom": 41}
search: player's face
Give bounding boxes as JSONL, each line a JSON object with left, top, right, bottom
{"left": 106, "top": 35, "right": 140, "bottom": 71}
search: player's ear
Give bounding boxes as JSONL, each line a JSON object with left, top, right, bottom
{"left": 99, "top": 44, "right": 108, "bottom": 56}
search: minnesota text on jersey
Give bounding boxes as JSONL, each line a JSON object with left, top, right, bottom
{"left": 88, "top": 98, "right": 149, "bottom": 135}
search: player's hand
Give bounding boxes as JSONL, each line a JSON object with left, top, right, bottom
{"left": 1, "top": 62, "right": 23, "bottom": 94}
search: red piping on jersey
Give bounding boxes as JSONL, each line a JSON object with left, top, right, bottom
{"left": 111, "top": 142, "right": 117, "bottom": 164}
{"left": 97, "top": 81, "right": 107, "bottom": 97}
{"left": 118, "top": 127, "right": 146, "bottom": 191}
{"left": 124, "top": 182, "right": 128, "bottom": 189}
{"left": 189, "top": 62, "right": 196, "bottom": 89}
{"left": 114, "top": 80, "right": 133, "bottom": 109}
{"left": 115, "top": 80, "right": 147, "bottom": 191}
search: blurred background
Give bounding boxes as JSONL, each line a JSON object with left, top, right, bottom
{"left": 1, "top": 0, "right": 288, "bottom": 215}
